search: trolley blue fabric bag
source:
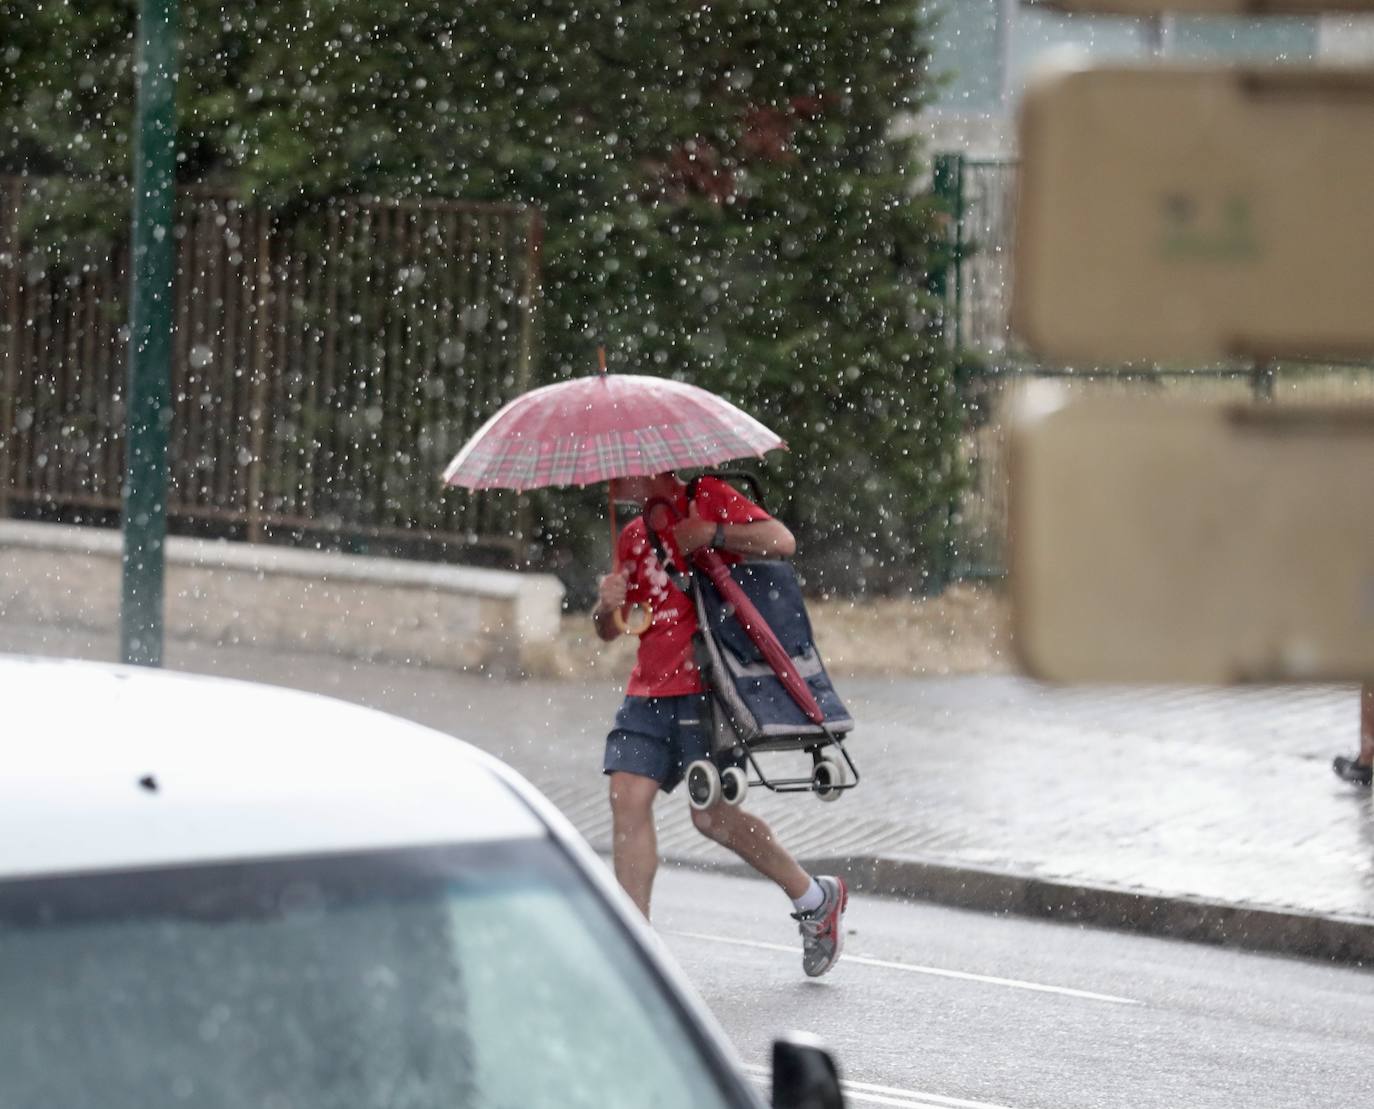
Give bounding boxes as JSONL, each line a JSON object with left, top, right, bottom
{"left": 691, "top": 559, "right": 854, "bottom": 750}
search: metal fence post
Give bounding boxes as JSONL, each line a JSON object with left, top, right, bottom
{"left": 121, "top": 0, "right": 179, "bottom": 667}
{"left": 512, "top": 209, "right": 543, "bottom": 557}
{"left": 247, "top": 209, "right": 272, "bottom": 543}
{"left": 0, "top": 179, "right": 20, "bottom": 522}
{"left": 932, "top": 153, "right": 966, "bottom": 350}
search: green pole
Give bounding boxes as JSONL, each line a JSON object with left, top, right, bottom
{"left": 121, "top": 0, "right": 179, "bottom": 667}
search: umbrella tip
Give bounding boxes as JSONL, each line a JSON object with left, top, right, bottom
{"left": 597, "top": 345, "right": 607, "bottom": 374}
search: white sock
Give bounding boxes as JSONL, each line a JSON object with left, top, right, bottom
{"left": 791, "top": 878, "right": 825, "bottom": 914}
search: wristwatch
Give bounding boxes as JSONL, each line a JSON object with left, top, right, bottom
{"left": 712, "top": 522, "right": 727, "bottom": 550}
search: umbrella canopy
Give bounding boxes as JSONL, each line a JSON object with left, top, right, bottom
{"left": 442, "top": 372, "right": 785, "bottom": 491}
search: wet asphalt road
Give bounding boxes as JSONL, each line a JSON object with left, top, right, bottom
{"left": 653, "top": 866, "right": 1374, "bottom": 1109}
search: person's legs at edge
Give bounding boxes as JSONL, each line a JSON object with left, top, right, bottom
{"left": 1333, "top": 683, "right": 1374, "bottom": 785}
{"left": 1363, "top": 684, "right": 1374, "bottom": 764}
{"left": 609, "top": 770, "right": 662, "bottom": 917}
{"left": 691, "top": 801, "right": 848, "bottom": 977}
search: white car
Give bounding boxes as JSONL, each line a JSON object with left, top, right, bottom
{"left": 0, "top": 655, "right": 844, "bottom": 1109}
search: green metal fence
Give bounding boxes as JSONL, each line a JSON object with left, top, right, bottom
{"left": 932, "top": 152, "right": 1019, "bottom": 359}
{"left": 0, "top": 178, "right": 542, "bottom": 558}
{"left": 931, "top": 152, "right": 1374, "bottom": 578}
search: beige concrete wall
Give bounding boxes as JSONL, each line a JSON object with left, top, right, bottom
{"left": 0, "top": 522, "right": 565, "bottom": 678}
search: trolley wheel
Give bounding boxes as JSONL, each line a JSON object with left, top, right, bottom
{"left": 720, "top": 766, "right": 748, "bottom": 806}
{"left": 686, "top": 760, "right": 721, "bottom": 811}
{"left": 812, "top": 757, "right": 846, "bottom": 802}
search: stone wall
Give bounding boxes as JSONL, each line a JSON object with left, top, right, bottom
{"left": 0, "top": 522, "right": 565, "bottom": 678}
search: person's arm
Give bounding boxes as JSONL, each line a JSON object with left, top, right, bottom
{"left": 673, "top": 499, "right": 796, "bottom": 559}
{"left": 592, "top": 569, "right": 629, "bottom": 642}
{"left": 703, "top": 517, "right": 795, "bottom": 559}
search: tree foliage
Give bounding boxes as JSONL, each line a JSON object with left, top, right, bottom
{"left": 0, "top": 0, "right": 967, "bottom": 594}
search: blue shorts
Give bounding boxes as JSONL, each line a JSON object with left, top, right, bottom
{"left": 603, "top": 695, "right": 743, "bottom": 794}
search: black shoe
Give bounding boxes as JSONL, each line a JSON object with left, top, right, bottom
{"left": 1332, "top": 756, "right": 1372, "bottom": 786}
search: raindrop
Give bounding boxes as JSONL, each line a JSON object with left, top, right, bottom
{"left": 461, "top": 304, "right": 490, "bottom": 331}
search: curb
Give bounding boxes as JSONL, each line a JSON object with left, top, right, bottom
{"left": 659, "top": 851, "right": 1374, "bottom": 967}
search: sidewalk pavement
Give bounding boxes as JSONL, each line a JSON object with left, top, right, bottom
{"left": 6, "top": 621, "right": 1372, "bottom": 965}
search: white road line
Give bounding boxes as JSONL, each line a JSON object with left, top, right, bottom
{"left": 742, "top": 1064, "right": 1017, "bottom": 1109}
{"left": 666, "top": 930, "right": 1139, "bottom": 1006}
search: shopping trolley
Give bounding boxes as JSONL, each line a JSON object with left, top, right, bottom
{"left": 641, "top": 475, "right": 859, "bottom": 811}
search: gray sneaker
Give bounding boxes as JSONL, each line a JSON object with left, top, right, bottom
{"left": 792, "top": 876, "right": 848, "bottom": 978}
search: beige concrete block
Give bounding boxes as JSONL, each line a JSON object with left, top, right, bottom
{"left": 0, "top": 522, "right": 564, "bottom": 677}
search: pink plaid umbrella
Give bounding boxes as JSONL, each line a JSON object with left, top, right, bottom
{"left": 441, "top": 370, "right": 785, "bottom": 491}
{"left": 443, "top": 355, "right": 786, "bottom": 636}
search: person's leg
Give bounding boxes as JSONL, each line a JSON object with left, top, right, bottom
{"left": 604, "top": 699, "right": 678, "bottom": 916}
{"left": 690, "top": 800, "right": 848, "bottom": 977}
{"left": 1361, "top": 684, "right": 1374, "bottom": 764}
{"left": 671, "top": 696, "right": 811, "bottom": 896}
{"left": 1332, "top": 683, "right": 1374, "bottom": 785}
{"left": 689, "top": 802, "right": 811, "bottom": 899}
{"left": 609, "top": 770, "right": 663, "bottom": 917}
{"left": 670, "top": 697, "right": 846, "bottom": 974}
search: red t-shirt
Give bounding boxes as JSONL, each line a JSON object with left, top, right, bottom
{"left": 616, "top": 477, "right": 771, "bottom": 697}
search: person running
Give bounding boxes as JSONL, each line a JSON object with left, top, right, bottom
{"left": 592, "top": 470, "right": 847, "bottom": 977}
{"left": 1332, "top": 683, "right": 1374, "bottom": 786}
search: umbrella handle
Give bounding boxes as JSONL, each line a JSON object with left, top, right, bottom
{"left": 613, "top": 604, "right": 654, "bottom": 636}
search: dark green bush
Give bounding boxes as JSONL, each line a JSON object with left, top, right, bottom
{"left": 1, "top": 0, "right": 969, "bottom": 596}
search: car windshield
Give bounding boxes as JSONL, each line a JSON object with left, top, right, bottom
{"left": 0, "top": 839, "right": 748, "bottom": 1109}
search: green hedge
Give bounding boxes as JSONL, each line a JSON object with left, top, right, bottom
{"left": 1, "top": 0, "right": 970, "bottom": 596}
